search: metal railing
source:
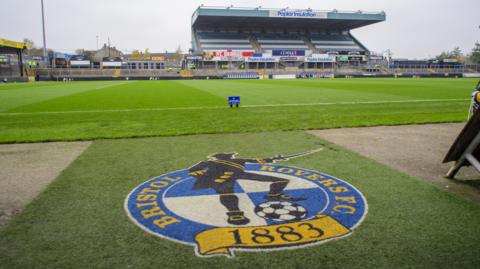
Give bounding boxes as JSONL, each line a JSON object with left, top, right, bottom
{"left": 36, "top": 68, "right": 182, "bottom": 78}
{"left": 387, "top": 65, "right": 480, "bottom": 74}
{"left": 33, "top": 64, "right": 480, "bottom": 80}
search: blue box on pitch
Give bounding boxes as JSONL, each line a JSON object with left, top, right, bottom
{"left": 228, "top": 96, "right": 240, "bottom": 107}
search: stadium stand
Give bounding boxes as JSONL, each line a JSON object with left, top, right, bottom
{"left": 256, "top": 33, "right": 308, "bottom": 51}
{"left": 189, "top": 6, "right": 386, "bottom": 71}
{"left": 195, "top": 31, "right": 365, "bottom": 54}
{"left": 197, "top": 32, "right": 254, "bottom": 51}
{"left": 310, "top": 33, "right": 365, "bottom": 53}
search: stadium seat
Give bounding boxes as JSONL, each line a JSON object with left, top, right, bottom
{"left": 255, "top": 33, "right": 308, "bottom": 51}
{"left": 310, "top": 34, "right": 364, "bottom": 53}
{"left": 198, "top": 32, "right": 253, "bottom": 51}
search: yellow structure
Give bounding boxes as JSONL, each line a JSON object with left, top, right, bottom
{"left": 180, "top": 70, "right": 193, "bottom": 77}
{"left": 0, "top": 38, "right": 31, "bottom": 50}
{"left": 113, "top": 69, "right": 122, "bottom": 78}
{"left": 0, "top": 37, "right": 31, "bottom": 79}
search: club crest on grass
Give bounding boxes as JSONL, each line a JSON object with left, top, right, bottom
{"left": 125, "top": 150, "right": 367, "bottom": 257}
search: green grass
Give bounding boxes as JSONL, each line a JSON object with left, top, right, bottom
{"left": 2, "top": 78, "right": 479, "bottom": 269}
{"left": 0, "top": 78, "right": 475, "bottom": 143}
{"left": 1, "top": 131, "right": 479, "bottom": 268}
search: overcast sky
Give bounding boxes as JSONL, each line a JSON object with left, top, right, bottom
{"left": 1, "top": 0, "right": 479, "bottom": 58}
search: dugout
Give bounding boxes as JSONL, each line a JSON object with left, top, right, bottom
{"left": 0, "top": 38, "right": 30, "bottom": 81}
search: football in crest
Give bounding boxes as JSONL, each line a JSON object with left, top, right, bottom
{"left": 254, "top": 201, "right": 308, "bottom": 222}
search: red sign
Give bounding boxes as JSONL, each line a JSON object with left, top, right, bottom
{"left": 203, "top": 50, "right": 254, "bottom": 61}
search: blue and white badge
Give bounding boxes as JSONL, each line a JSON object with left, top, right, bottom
{"left": 125, "top": 151, "right": 367, "bottom": 257}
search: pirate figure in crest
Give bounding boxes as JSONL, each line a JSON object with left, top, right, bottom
{"left": 188, "top": 150, "right": 321, "bottom": 225}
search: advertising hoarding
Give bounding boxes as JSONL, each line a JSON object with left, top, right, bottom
{"left": 102, "top": 62, "right": 122, "bottom": 67}
{"left": 151, "top": 56, "right": 166, "bottom": 61}
{"left": 245, "top": 57, "right": 279, "bottom": 63}
{"left": 203, "top": 50, "right": 255, "bottom": 61}
{"left": 70, "top": 60, "right": 91, "bottom": 66}
{"left": 305, "top": 54, "right": 336, "bottom": 63}
{"left": 272, "top": 50, "right": 305, "bottom": 57}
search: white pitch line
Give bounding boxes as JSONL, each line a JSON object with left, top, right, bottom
{"left": 94, "top": 81, "right": 131, "bottom": 90}
{"left": 0, "top": 98, "right": 469, "bottom": 116}
{"left": 243, "top": 98, "right": 469, "bottom": 108}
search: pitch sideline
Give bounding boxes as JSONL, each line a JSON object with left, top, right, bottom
{"left": 0, "top": 98, "right": 469, "bottom": 116}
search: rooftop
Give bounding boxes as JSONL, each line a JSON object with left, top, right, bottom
{"left": 192, "top": 6, "right": 386, "bottom": 31}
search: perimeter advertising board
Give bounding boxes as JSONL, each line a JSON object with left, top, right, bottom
{"left": 102, "top": 57, "right": 123, "bottom": 67}
{"left": 246, "top": 57, "right": 279, "bottom": 63}
{"left": 102, "top": 62, "right": 122, "bottom": 67}
{"left": 337, "top": 56, "right": 349, "bottom": 62}
{"left": 151, "top": 56, "right": 166, "bottom": 61}
{"left": 305, "top": 54, "right": 336, "bottom": 63}
{"left": 443, "top": 59, "right": 457, "bottom": 63}
{"left": 348, "top": 56, "right": 365, "bottom": 61}
{"left": 280, "top": 57, "right": 303, "bottom": 61}
{"left": 70, "top": 60, "right": 91, "bottom": 67}
{"left": 337, "top": 55, "right": 365, "bottom": 62}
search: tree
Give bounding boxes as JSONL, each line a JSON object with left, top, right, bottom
{"left": 131, "top": 50, "right": 141, "bottom": 57}
{"left": 435, "top": 47, "right": 465, "bottom": 63}
{"left": 23, "top": 38, "right": 44, "bottom": 57}
{"left": 468, "top": 42, "right": 480, "bottom": 64}
{"left": 174, "top": 45, "right": 183, "bottom": 62}
{"left": 451, "top": 47, "right": 465, "bottom": 63}
{"left": 436, "top": 51, "right": 452, "bottom": 61}
{"left": 26, "top": 48, "right": 44, "bottom": 57}
{"left": 75, "top": 49, "right": 95, "bottom": 60}
{"left": 23, "top": 38, "right": 35, "bottom": 47}
{"left": 22, "top": 37, "right": 54, "bottom": 58}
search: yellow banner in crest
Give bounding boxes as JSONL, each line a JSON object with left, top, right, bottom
{"left": 195, "top": 214, "right": 350, "bottom": 256}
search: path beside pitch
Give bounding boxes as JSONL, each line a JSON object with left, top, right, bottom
{"left": 0, "top": 142, "right": 91, "bottom": 228}
{"left": 309, "top": 123, "right": 480, "bottom": 204}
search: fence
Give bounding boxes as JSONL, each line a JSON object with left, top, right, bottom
{"left": 33, "top": 64, "right": 480, "bottom": 81}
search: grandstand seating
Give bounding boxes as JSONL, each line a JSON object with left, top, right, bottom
{"left": 197, "top": 32, "right": 253, "bottom": 51}
{"left": 310, "top": 34, "right": 364, "bottom": 53}
{"left": 256, "top": 33, "right": 308, "bottom": 51}
{"left": 197, "top": 31, "right": 364, "bottom": 54}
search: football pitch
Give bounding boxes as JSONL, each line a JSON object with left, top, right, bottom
{"left": 0, "top": 78, "right": 475, "bottom": 143}
{"left": 1, "top": 78, "right": 480, "bottom": 268}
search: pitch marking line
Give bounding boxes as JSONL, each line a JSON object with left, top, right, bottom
{"left": 91, "top": 81, "right": 132, "bottom": 90}
{"left": 0, "top": 98, "right": 469, "bottom": 116}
